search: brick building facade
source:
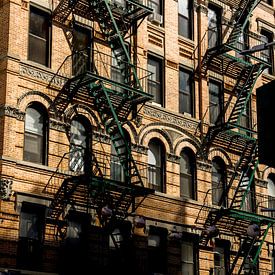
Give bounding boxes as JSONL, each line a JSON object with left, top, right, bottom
{"left": 0, "top": 0, "right": 275, "bottom": 274}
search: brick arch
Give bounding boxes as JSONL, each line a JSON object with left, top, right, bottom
{"left": 64, "top": 104, "right": 100, "bottom": 129}
{"left": 262, "top": 167, "right": 275, "bottom": 181}
{"left": 140, "top": 128, "right": 173, "bottom": 154}
{"left": 208, "top": 147, "right": 232, "bottom": 167}
{"left": 174, "top": 137, "right": 200, "bottom": 156}
{"left": 17, "top": 90, "right": 55, "bottom": 117}
{"left": 123, "top": 122, "right": 138, "bottom": 144}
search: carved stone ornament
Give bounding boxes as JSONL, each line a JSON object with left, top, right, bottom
{"left": 167, "top": 153, "right": 180, "bottom": 163}
{"left": 0, "top": 179, "right": 13, "bottom": 200}
{"left": 197, "top": 160, "right": 212, "bottom": 172}
{"left": 0, "top": 105, "right": 25, "bottom": 120}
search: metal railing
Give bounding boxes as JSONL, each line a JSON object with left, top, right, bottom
{"left": 49, "top": 48, "right": 153, "bottom": 94}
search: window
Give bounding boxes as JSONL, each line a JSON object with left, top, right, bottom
{"left": 148, "top": 0, "right": 163, "bottom": 26}
{"left": 72, "top": 25, "right": 91, "bottom": 75}
{"left": 181, "top": 233, "right": 199, "bottom": 274}
{"left": 261, "top": 29, "right": 274, "bottom": 74}
{"left": 178, "top": 0, "right": 193, "bottom": 39}
{"left": 180, "top": 148, "right": 196, "bottom": 199}
{"left": 17, "top": 203, "right": 45, "bottom": 269}
{"left": 148, "top": 226, "right": 168, "bottom": 274}
{"left": 110, "top": 131, "right": 130, "bottom": 182}
{"left": 70, "top": 117, "right": 90, "bottom": 173}
{"left": 211, "top": 240, "right": 230, "bottom": 275}
{"left": 148, "top": 139, "right": 165, "bottom": 192}
{"left": 212, "top": 157, "right": 227, "bottom": 206}
{"left": 28, "top": 6, "right": 51, "bottom": 67}
{"left": 148, "top": 55, "right": 163, "bottom": 106}
{"left": 209, "top": 80, "right": 223, "bottom": 124}
{"left": 239, "top": 171, "right": 255, "bottom": 213}
{"left": 179, "top": 68, "right": 194, "bottom": 116}
{"left": 267, "top": 174, "right": 275, "bottom": 218}
{"left": 24, "top": 103, "right": 48, "bottom": 164}
{"left": 208, "top": 4, "right": 221, "bottom": 49}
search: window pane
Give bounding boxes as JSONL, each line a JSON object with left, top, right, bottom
{"left": 148, "top": 0, "right": 160, "bottom": 13}
{"left": 181, "top": 241, "right": 194, "bottom": 274}
{"left": 180, "top": 151, "right": 194, "bottom": 198}
{"left": 148, "top": 56, "right": 162, "bottom": 105}
{"left": 29, "top": 7, "right": 50, "bottom": 66}
{"left": 178, "top": 0, "right": 189, "bottom": 17}
{"left": 209, "top": 81, "right": 222, "bottom": 124}
{"left": 179, "top": 70, "right": 193, "bottom": 114}
{"left": 26, "top": 107, "right": 44, "bottom": 134}
{"left": 208, "top": 7, "right": 220, "bottom": 48}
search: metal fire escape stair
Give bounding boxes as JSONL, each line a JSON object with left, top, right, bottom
{"left": 46, "top": 0, "right": 154, "bottom": 246}
{"left": 195, "top": 0, "right": 275, "bottom": 273}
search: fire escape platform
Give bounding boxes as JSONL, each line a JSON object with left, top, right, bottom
{"left": 52, "top": 0, "right": 153, "bottom": 26}
{"left": 204, "top": 208, "right": 275, "bottom": 238}
{"left": 206, "top": 125, "right": 256, "bottom": 154}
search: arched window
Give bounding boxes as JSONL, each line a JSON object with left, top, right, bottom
{"left": 110, "top": 130, "right": 131, "bottom": 182}
{"left": 148, "top": 139, "right": 165, "bottom": 192}
{"left": 268, "top": 174, "right": 275, "bottom": 218}
{"left": 69, "top": 116, "right": 90, "bottom": 173}
{"left": 180, "top": 148, "right": 196, "bottom": 199}
{"left": 24, "top": 103, "right": 48, "bottom": 164}
{"left": 212, "top": 157, "right": 227, "bottom": 206}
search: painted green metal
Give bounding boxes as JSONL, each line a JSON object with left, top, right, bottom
{"left": 252, "top": 222, "right": 272, "bottom": 266}
{"left": 240, "top": 159, "right": 259, "bottom": 209}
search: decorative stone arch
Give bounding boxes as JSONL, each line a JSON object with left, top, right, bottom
{"left": 262, "top": 167, "right": 275, "bottom": 181}
{"left": 208, "top": 147, "right": 232, "bottom": 167}
{"left": 17, "top": 91, "right": 55, "bottom": 118}
{"left": 64, "top": 104, "right": 100, "bottom": 130}
{"left": 123, "top": 122, "right": 138, "bottom": 144}
{"left": 174, "top": 137, "right": 200, "bottom": 156}
{"left": 140, "top": 127, "right": 173, "bottom": 155}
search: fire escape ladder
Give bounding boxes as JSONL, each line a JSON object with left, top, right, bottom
{"left": 230, "top": 157, "right": 259, "bottom": 210}
{"left": 91, "top": 0, "right": 141, "bottom": 90}
{"left": 91, "top": 83, "right": 144, "bottom": 187}
{"left": 230, "top": 222, "right": 272, "bottom": 275}
{"left": 52, "top": 0, "right": 78, "bottom": 24}
{"left": 227, "top": 63, "right": 264, "bottom": 126}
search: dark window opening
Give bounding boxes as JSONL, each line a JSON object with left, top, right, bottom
{"left": 28, "top": 6, "right": 51, "bottom": 67}
{"left": 209, "top": 80, "right": 223, "bottom": 124}
{"left": 208, "top": 4, "right": 222, "bottom": 49}
{"left": 261, "top": 29, "right": 274, "bottom": 75}
{"left": 178, "top": 0, "right": 193, "bottom": 39}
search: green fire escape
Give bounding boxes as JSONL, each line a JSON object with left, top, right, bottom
{"left": 195, "top": 0, "right": 274, "bottom": 273}
{"left": 44, "top": 0, "right": 154, "bottom": 246}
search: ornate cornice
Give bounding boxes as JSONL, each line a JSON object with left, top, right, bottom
{"left": 143, "top": 106, "right": 199, "bottom": 132}
{"left": 19, "top": 63, "right": 66, "bottom": 87}
{"left": 0, "top": 105, "right": 25, "bottom": 120}
{"left": 196, "top": 4, "right": 208, "bottom": 15}
{"left": 131, "top": 144, "right": 147, "bottom": 154}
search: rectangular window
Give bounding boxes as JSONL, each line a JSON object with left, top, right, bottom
{"left": 208, "top": 5, "right": 221, "bottom": 49}
{"left": 72, "top": 25, "right": 91, "bottom": 75}
{"left": 148, "top": 0, "right": 163, "bottom": 26}
{"left": 178, "top": 0, "right": 193, "bottom": 39}
{"left": 17, "top": 203, "right": 45, "bottom": 270}
{"left": 209, "top": 80, "right": 223, "bottom": 124}
{"left": 179, "top": 68, "right": 194, "bottom": 116}
{"left": 181, "top": 241, "right": 195, "bottom": 274}
{"left": 148, "top": 55, "right": 163, "bottom": 106}
{"left": 28, "top": 6, "right": 51, "bottom": 67}
{"left": 261, "top": 29, "right": 274, "bottom": 75}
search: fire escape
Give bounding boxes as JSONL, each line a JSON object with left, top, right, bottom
{"left": 44, "top": 0, "right": 154, "bottom": 250}
{"left": 195, "top": 0, "right": 275, "bottom": 273}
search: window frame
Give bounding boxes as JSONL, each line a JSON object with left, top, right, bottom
{"left": 28, "top": 5, "right": 51, "bottom": 67}
{"left": 260, "top": 29, "right": 274, "bottom": 75}
{"left": 209, "top": 79, "right": 223, "bottom": 125}
{"left": 208, "top": 4, "right": 222, "bottom": 49}
{"left": 180, "top": 148, "right": 196, "bottom": 199}
{"left": 148, "top": 138, "right": 166, "bottom": 192}
{"left": 179, "top": 67, "right": 195, "bottom": 116}
{"left": 178, "top": 0, "right": 194, "bottom": 40}
{"left": 147, "top": 53, "right": 164, "bottom": 107}
{"left": 23, "top": 103, "right": 48, "bottom": 165}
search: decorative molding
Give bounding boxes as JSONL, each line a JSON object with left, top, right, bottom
{"left": 19, "top": 64, "right": 66, "bottom": 87}
{"left": 196, "top": 4, "right": 208, "bottom": 15}
{"left": 133, "top": 115, "right": 143, "bottom": 128}
{"left": 167, "top": 153, "right": 180, "bottom": 163}
{"left": 132, "top": 144, "right": 148, "bottom": 154}
{"left": 93, "top": 131, "right": 110, "bottom": 144}
{"left": 255, "top": 178, "right": 268, "bottom": 188}
{"left": 0, "top": 179, "right": 13, "bottom": 200}
{"left": 197, "top": 160, "right": 212, "bottom": 172}
{"left": 0, "top": 105, "right": 25, "bottom": 120}
{"left": 143, "top": 106, "right": 199, "bottom": 131}
{"left": 49, "top": 119, "right": 68, "bottom": 132}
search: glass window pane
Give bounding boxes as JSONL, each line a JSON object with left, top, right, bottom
{"left": 30, "top": 8, "right": 49, "bottom": 39}
{"left": 178, "top": 0, "right": 189, "bottom": 17}
{"left": 181, "top": 241, "right": 194, "bottom": 274}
